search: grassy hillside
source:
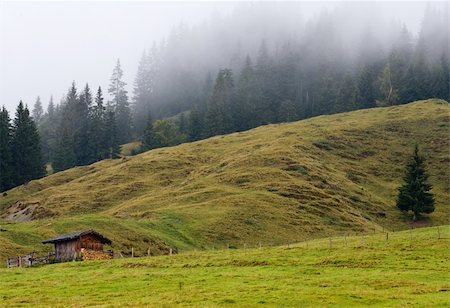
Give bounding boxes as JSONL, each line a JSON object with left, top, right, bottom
{"left": 0, "top": 226, "right": 448, "bottom": 306}
{"left": 0, "top": 99, "right": 448, "bottom": 261}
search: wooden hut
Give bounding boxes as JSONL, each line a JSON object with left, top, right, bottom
{"left": 42, "top": 230, "right": 112, "bottom": 261}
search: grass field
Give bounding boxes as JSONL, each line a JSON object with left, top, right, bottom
{"left": 0, "top": 99, "right": 448, "bottom": 263}
{"left": 0, "top": 226, "right": 448, "bottom": 307}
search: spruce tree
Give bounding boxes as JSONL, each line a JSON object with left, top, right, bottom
{"left": 109, "top": 59, "right": 132, "bottom": 144}
{"left": 206, "top": 69, "right": 234, "bottom": 136}
{"left": 141, "top": 111, "right": 158, "bottom": 150}
{"left": 32, "top": 96, "right": 44, "bottom": 124}
{"left": 104, "top": 111, "right": 120, "bottom": 159}
{"left": 0, "top": 106, "right": 13, "bottom": 191}
{"left": 52, "top": 127, "right": 76, "bottom": 172}
{"left": 11, "top": 101, "right": 45, "bottom": 185}
{"left": 74, "top": 84, "right": 92, "bottom": 165}
{"left": 87, "top": 87, "right": 107, "bottom": 161}
{"left": 188, "top": 105, "right": 203, "bottom": 141}
{"left": 396, "top": 145, "right": 435, "bottom": 221}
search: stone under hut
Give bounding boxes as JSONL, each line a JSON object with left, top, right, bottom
{"left": 42, "top": 230, "right": 113, "bottom": 261}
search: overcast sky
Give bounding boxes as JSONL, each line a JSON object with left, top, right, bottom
{"left": 0, "top": 1, "right": 443, "bottom": 113}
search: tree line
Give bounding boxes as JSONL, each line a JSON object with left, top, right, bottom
{"left": 0, "top": 102, "right": 45, "bottom": 192}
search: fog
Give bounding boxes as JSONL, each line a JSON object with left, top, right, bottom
{"left": 0, "top": 1, "right": 447, "bottom": 113}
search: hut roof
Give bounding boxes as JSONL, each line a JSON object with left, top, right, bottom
{"left": 42, "top": 230, "right": 112, "bottom": 244}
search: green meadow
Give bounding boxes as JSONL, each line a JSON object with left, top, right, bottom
{"left": 0, "top": 226, "right": 448, "bottom": 307}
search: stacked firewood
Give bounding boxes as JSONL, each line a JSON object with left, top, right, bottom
{"left": 81, "top": 248, "right": 112, "bottom": 261}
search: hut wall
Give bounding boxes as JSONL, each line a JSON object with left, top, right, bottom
{"left": 80, "top": 234, "right": 104, "bottom": 251}
{"left": 55, "top": 239, "right": 79, "bottom": 260}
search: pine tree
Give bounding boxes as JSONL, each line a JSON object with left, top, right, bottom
{"left": 74, "top": 84, "right": 92, "bottom": 165}
{"left": 206, "top": 69, "right": 234, "bottom": 136}
{"left": 39, "top": 96, "right": 58, "bottom": 163}
{"left": 132, "top": 46, "right": 158, "bottom": 136}
{"left": 11, "top": 101, "right": 45, "bottom": 185}
{"left": 0, "top": 106, "right": 13, "bottom": 191}
{"left": 32, "top": 96, "right": 44, "bottom": 124}
{"left": 87, "top": 87, "right": 107, "bottom": 161}
{"left": 188, "top": 105, "right": 203, "bottom": 141}
{"left": 356, "top": 63, "right": 378, "bottom": 108}
{"left": 141, "top": 111, "right": 158, "bottom": 150}
{"left": 104, "top": 111, "right": 120, "bottom": 159}
{"left": 278, "top": 100, "right": 297, "bottom": 122}
{"left": 52, "top": 127, "right": 76, "bottom": 172}
{"left": 234, "top": 55, "right": 258, "bottom": 130}
{"left": 109, "top": 59, "right": 132, "bottom": 144}
{"left": 396, "top": 145, "right": 435, "bottom": 221}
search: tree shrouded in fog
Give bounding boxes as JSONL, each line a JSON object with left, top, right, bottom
{"left": 0, "top": 106, "right": 13, "bottom": 191}
{"left": 109, "top": 59, "right": 132, "bottom": 144}
{"left": 11, "top": 101, "right": 45, "bottom": 185}
{"left": 32, "top": 96, "right": 43, "bottom": 124}
{"left": 4, "top": 2, "right": 447, "bottom": 192}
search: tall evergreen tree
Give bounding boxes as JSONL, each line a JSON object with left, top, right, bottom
{"left": 52, "top": 127, "right": 76, "bottom": 172}
{"left": 74, "top": 84, "right": 92, "bottom": 165}
{"left": 32, "top": 96, "right": 44, "bottom": 124}
{"left": 396, "top": 145, "right": 435, "bottom": 221}
{"left": 87, "top": 87, "right": 107, "bottom": 161}
{"left": 234, "top": 55, "right": 258, "bottom": 130}
{"left": 39, "top": 96, "right": 58, "bottom": 163}
{"left": 206, "top": 69, "right": 234, "bottom": 136}
{"left": 0, "top": 106, "right": 13, "bottom": 191}
{"left": 141, "top": 111, "right": 158, "bottom": 150}
{"left": 11, "top": 101, "right": 45, "bottom": 185}
{"left": 188, "top": 105, "right": 203, "bottom": 141}
{"left": 109, "top": 59, "right": 132, "bottom": 144}
{"left": 104, "top": 111, "right": 120, "bottom": 159}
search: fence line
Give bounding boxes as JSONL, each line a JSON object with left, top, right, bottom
{"left": 7, "top": 252, "right": 55, "bottom": 268}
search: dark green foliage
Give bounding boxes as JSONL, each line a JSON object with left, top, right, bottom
{"left": 32, "top": 96, "right": 43, "bottom": 124}
{"left": 74, "top": 84, "right": 92, "bottom": 165}
{"left": 52, "top": 128, "right": 76, "bottom": 172}
{"left": 11, "top": 101, "right": 45, "bottom": 185}
{"left": 104, "top": 111, "right": 120, "bottom": 159}
{"left": 206, "top": 69, "right": 234, "bottom": 136}
{"left": 188, "top": 105, "right": 204, "bottom": 141}
{"left": 141, "top": 111, "right": 158, "bottom": 150}
{"left": 87, "top": 87, "right": 107, "bottom": 162}
{"left": 278, "top": 100, "right": 297, "bottom": 122}
{"left": 153, "top": 120, "right": 186, "bottom": 147}
{"left": 38, "top": 96, "right": 58, "bottom": 163}
{"left": 109, "top": 59, "right": 132, "bottom": 144}
{"left": 0, "top": 106, "right": 13, "bottom": 191}
{"left": 396, "top": 145, "right": 435, "bottom": 221}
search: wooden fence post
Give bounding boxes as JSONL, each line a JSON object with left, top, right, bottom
{"left": 169, "top": 248, "right": 173, "bottom": 255}
{"left": 409, "top": 228, "right": 413, "bottom": 247}
{"left": 147, "top": 247, "right": 151, "bottom": 256}
{"left": 131, "top": 247, "right": 134, "bottom": 258}
{"left": 385, "top": 232, "right": 389, "bottom": 242}
{"left": 259, "top": 242, "right": 262, "bottom": 249}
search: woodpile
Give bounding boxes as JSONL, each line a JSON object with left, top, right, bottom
{"left": 80, "top": 248, "right": 112, "bottom": 261}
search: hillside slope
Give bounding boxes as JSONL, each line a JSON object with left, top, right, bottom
{"left": 0, "top": 99, "right": 448, "bottom": 259}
